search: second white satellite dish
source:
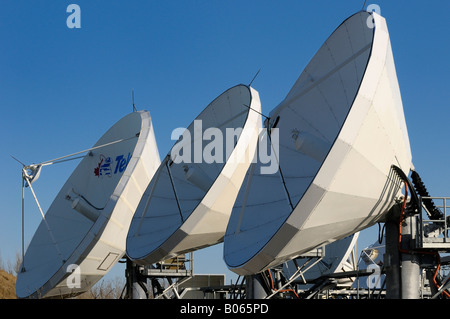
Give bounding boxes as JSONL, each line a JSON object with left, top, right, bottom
{"left": 16, "top": 111, "right": 161, "bottom": 298}
{"left": 126, "top": 84, "right": 261, "bottom": 265}
{"left": 224, "top": 11, "right": 412, "bottom": 275}
{"left": 357, "top": 238, "right": 385, "bottom": 290}
{"left": 283, "top": 232, "right": 359, "bottom": 289}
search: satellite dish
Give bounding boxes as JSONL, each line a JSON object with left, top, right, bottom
{"left": 283, "top": 232, "right": 359, "bottom": 289}
{"left": 357, "top": 238, "right": 385, "bottom": 290}
{"left": 126, "top": 84, "right": 262, "bottom": 265}
{"left": 224, "top": 11, "right": 412, "bottom": 275}
{"left": 16, "top": 111, "right": 161, "bottom": 298}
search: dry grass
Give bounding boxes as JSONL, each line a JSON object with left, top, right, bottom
{"left": 0, "top": 252, "right": 20, "bottom": 299}
{"left": 0, "top": 269, "right": 17, "bottom": 299}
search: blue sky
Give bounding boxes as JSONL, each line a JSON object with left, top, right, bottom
{"left": 1, "top": 1, "right": 449, "bottom": 286}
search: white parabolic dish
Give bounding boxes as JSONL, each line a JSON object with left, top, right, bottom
{"left": 16, "top": 111, "right": 160, "bottom": 298}
{"left": 224, "top": 11, "right": 413, "bottom": 275}
{"left": 126, "top": 84, "right": 262, "bottom": 265}
{"left": 283, "top": 232, "right": 359, "bottom": 288}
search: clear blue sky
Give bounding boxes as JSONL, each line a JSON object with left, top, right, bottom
{"left": 1, "top": 1, "right": 449, "bottom": 286}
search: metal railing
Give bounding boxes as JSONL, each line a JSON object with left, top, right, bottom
{"left": 418, "top": 197, "right": 450, "bottom": 250}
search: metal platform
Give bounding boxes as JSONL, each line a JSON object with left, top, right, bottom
{"left": 417, "top": 197, "right": 450, "bottom": 250}
{"left": 145, "top": 253, "right": 194, "bottom": 278}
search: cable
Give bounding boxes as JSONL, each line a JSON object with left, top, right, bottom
{"left": 21, "top": 177, "right": 25, "bottom": 272}
{"left": 362, "top": 0, "right": 367, "bottom": 10}
{"left": 242, "top": 103, "right": 270, "bottom": 120}
{"left": 398, "top": 181, "right": 409, "bottom": 254}
{"left": 166, "top": 159, "right": 184, "bottom": 223}
{"left": 248, "top": 69, "right": 261, "bottom": 87}
{"left": 267, "top": 269, "right": 300, "bottom": 299}
{"left": 23, "top": 172, "right": 65, "bottom": 264}
{"left": 378, "top": 222, "right": 385, "bottom": 244}
{"left": 266, "top": 122, "right": 294, "bottom": 211}
{"left": 432, "top": 254, "right": 450, "bottom": 298}
{"left": 70, "top": 188, "right": 105, "bottom": 211}
{"left": 39, "top": 134, "right": 138, "bottom": 166}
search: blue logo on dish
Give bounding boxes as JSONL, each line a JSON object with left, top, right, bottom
{"left": 94, "top": 153, "right": 131, "bottom": 177}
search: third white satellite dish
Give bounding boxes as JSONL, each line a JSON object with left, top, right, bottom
{"left": 16, "top": 111, "right": 160, "bottom": 298}
{"left": 224, "top": 11, "right": 412, "bottom": 275}
{"left": 126, "top": 84, "right": 261, "bottom": 265}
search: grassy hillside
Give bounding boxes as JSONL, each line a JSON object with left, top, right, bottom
{"left": 0, "top": 270, "right": 17, "bottom": 299}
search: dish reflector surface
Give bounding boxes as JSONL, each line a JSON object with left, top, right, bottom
{"left": 126, "top": 84, "right": 261, "bottom": 265}
{"left": 224, "top": 11, "right": 412, "bottom": 275}
{"left": 16, "top": 111, "right": 160, "bottom": 298}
